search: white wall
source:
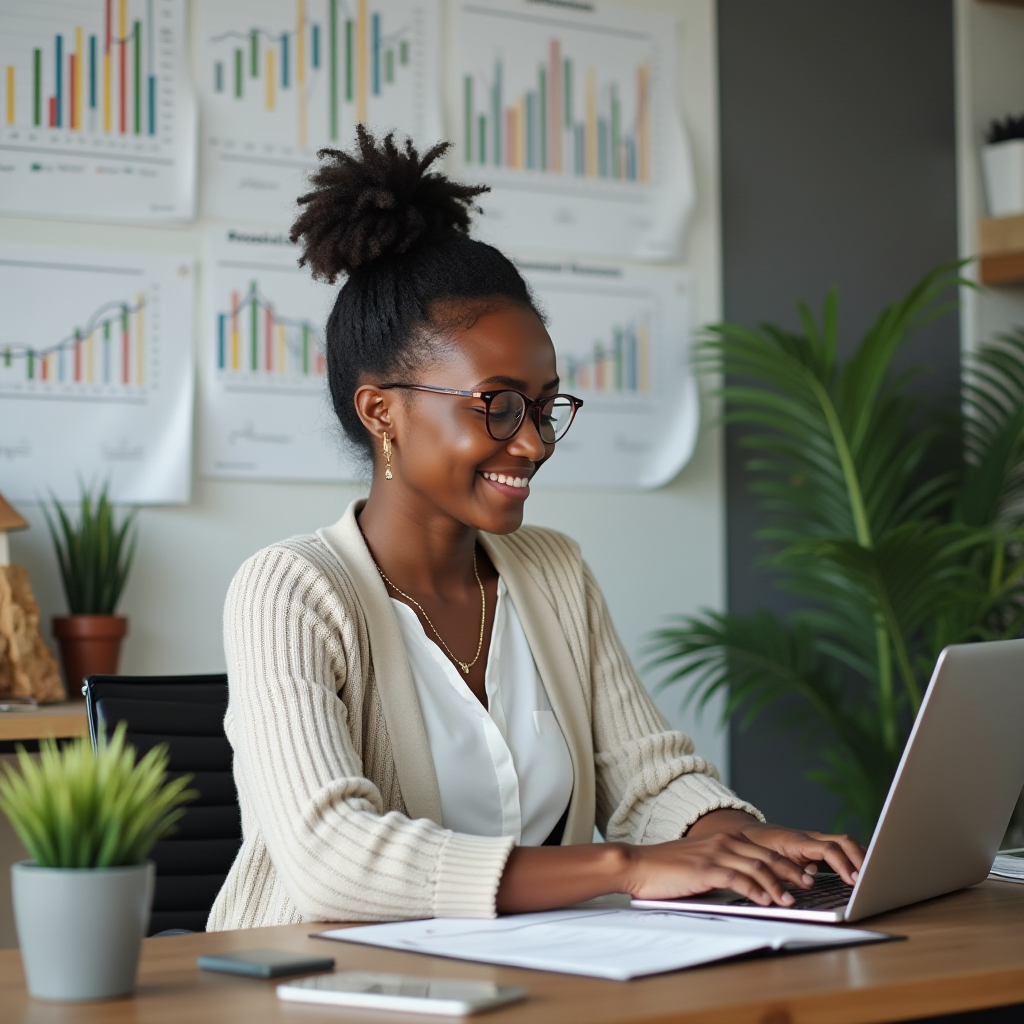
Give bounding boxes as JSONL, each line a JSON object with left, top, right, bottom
{"left": 955, "top": 0, "right": 1024, "bottom": 351}
{"left": 2, "top": 0, "right": 728, "bottom": 768}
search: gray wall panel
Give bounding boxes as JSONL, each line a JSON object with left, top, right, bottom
{"left": 717, "top": 0, "right": 960, "bottom": 829}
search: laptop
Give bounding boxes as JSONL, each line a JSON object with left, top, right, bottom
{"left": 632, "top": 638, "right": 1024, "bottom": 923}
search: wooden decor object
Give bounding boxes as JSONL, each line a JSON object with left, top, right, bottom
{"left": 0, "top": 565, "right": 65, "bottom": 703}
{"left": 978, "top": 213, "right": 1024, "bottom": 284}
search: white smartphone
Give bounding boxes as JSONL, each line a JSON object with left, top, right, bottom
{"left": 277, "top": 970, "right": 527, "bottom": 1016}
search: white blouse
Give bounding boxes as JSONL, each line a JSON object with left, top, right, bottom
{"left": 390, "top": 578, "right": 574, "bottom": 846}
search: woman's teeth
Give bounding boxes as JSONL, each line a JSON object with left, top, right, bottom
{"left": 483, "top": 472, "right": 529, "bottom": 489}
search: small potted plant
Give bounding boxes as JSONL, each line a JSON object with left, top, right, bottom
{"left": 0, "top": 724, "right": 193, "bottom": 1001}
{"left": 983, "top": 113, "right": 1024, "bottom": 217}
{"left": 45, "top": 482, "right": 137, "bottom": 696}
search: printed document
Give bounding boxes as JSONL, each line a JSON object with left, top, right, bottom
{"left": 316, "top": 908, "right": 891, "bottom": 980}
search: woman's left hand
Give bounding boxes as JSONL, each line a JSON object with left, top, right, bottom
{"left": 736, "top": 822, "right": 865, "bottom": 885}
{"left": 686, "top": 809, "right": 866, "bottom": 886}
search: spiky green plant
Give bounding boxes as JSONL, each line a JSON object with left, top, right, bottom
{"left": 43, "top": 481, "right": 138, "bottom": 615}
{"left": 647, "top": 264, "right": 1024, "bottom": 837}
{"left": 0, "top": 723, "right": 194, "bottom": 868}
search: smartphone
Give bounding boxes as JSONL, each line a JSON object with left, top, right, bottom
{"left": 277, "top": 970, "right": 527, "bottom": 1015}
{"left": 197, "top": 948, "right": 336, "bottom": 978}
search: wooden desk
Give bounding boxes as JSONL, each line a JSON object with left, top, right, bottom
{"left": 2, "top": 880, "right": 1023, "bottom": 1024}
{"left": 0, "top": 704, "right": 88, "bottom": 744}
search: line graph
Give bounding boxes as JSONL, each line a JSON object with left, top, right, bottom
{"left": 0, "top": 245, "right": 194, "bottom": 504}
{"left": 216, "top": 280, "right": 325, "bottom": 384}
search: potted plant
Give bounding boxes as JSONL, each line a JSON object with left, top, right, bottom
{"left": 982, "top": 113, "right": 1024, "bottom": 217}
{"left": 0, "top": 723, "right": 193, "bottom": 1001}
{"left": 648, "top": 264, "right": 1024, "bottom": 838}
{"left": 45, "top": 482, "right": 138, "bottom": 696}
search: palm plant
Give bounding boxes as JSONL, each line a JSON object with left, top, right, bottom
{"left": 648, "top": 264, "right": 1024, "bottom": 837}
{"left": 43, "top": 481, "right": 137, "bottom": 615}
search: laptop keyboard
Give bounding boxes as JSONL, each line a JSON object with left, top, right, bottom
{"left": 725, "top": 872, "right": 854, "bottom": 911}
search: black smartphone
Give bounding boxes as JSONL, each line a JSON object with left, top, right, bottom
{"left": 197, "top": 948, "right": 336, "bottom": 979}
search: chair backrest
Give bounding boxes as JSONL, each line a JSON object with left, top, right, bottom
{"left": 83, "top": 674, "right": 239, "bottom": 935}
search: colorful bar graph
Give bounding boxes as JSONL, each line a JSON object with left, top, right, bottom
{"left": 463, "top": 49, "right": 651, "bottom": 184}
{"left": 0, "top": 295, "right": 146, "bottom": 392}
{"left": 561, "top": 318, "right": 650, "bottom": 395}
{"left": 216, "top": 282, "right": 324, "bottom": 381}
{"left": 204, "top": 1, "right": 414, "bottom": 147}
{"left": 1, "top": 0, "right": 160, "bottom": 137}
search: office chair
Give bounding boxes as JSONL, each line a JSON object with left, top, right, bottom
{"left": 83, "top": 674, "right": 241, "bottom": 935}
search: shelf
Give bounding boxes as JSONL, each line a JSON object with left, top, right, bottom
{"left": 978, "top": 214, "right": 1024, "bottom": 284}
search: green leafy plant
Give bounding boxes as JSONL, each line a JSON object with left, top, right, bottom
{"left": 43, "top": 481, "right": 138, "bottom": 615}
{"left": 647, "top": 264, "right": 1024, "bottom": 837}
{"left": 0, "top": 723, "right": 194, "bottom": 868}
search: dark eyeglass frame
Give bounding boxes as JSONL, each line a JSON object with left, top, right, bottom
{"left": 378, "top": 383, "right": 584, "bottom": 443}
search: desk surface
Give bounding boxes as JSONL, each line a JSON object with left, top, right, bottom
{"left": 2, "top": 880, "right": 1023, "bottom": 1024}
{"left": 0, "top": 704, "right": 88, "bottom": 743}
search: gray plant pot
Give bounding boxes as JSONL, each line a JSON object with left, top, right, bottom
{"left": 12, "top": 861, "right": 154, "bottom": 1001}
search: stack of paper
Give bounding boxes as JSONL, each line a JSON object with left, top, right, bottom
{"left": 316, "top": 908, "right": 892, "bottom": 981}
{"left": 991, "top": 848, "right": 1024, "bottom": 882}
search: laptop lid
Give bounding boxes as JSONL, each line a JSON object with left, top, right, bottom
{"left": 845, "top": 638, "right": 1024, "bottom": 921}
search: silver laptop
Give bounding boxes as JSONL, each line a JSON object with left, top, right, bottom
{"left": 633, "top": 639, "right": 1024, "bottom": 923}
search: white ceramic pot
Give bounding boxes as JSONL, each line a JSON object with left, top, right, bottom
{"left": 12, "top": 861, "right": 154, "bottom": 1001}
{"left": 982, "top": 139, "right": 1024, "bottom": 217}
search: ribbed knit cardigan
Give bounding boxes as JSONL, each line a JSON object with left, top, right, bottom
{"left": 207, "top": 500, "right": 762, "bottom": 931}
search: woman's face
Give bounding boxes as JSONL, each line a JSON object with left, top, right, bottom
{"left": 376, "top": 303, "right": 560, "bottom": 535}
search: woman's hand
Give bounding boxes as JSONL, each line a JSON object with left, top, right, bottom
{"left": 687, "top": 809, "right": 866, "bottom": 886}
{"left": 620, "top": 831, "right": 816, "bottom": 907}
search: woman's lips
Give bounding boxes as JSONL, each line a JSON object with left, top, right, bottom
{"left": 480, "top": 470, "right": 531, "bottom": 499}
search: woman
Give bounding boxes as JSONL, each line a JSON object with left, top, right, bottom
{"left": 208, "top": 129, "right": 863, "bottom": 930}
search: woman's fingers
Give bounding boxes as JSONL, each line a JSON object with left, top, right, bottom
{"left": 722, "top": 835, "right": 814, "bottom": 889}
{"left": 796, "top": 834, "right": 863, "bottom": 884}
{"left": 713, "top": 848, "right": 798, "bottom": 906}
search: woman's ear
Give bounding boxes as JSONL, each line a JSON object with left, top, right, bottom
{"left": 354, "top": 384, "right": 396, "bottom": 442}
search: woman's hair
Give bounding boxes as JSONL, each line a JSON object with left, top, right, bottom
{"left": 289, "top": 126, "right": 542, "bottom": 461}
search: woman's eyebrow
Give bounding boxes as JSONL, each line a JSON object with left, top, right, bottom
{"left": 475, "top": 375, "right": 561, "bottom": 392}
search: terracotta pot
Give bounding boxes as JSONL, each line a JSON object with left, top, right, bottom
{"left": 52, "top": 616, "right": 128, "bottom": 699}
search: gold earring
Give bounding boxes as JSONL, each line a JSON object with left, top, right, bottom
{"left": 382, "top": 432, "right": 393, "bottom": 480}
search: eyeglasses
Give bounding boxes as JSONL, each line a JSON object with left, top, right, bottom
{"left": 378, "top": 383, "right": 583, "bottom": 444}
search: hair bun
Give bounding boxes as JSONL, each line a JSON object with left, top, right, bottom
{"left": 290, "top": 126, "right": 489, "bottom": 283}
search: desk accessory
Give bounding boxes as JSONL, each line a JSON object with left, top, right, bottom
{"left": 198, "top": 949, "right": 335, "bottom": 978}
{"left": 44, "top": 481, "right": 137, "bottom": 696}
{"left": 0, "top": 490, "right": 63, "bottom": 703}
{"left": 0, "top": 722, "right": 194, "bottom": 1001}
{"left": 991, "top": 848, "right": 1024, "bottom": 883}
{"left": 278, "top": 971, "right": 527, "bottom": 1015}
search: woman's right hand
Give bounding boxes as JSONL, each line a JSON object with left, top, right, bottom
{"left": 620, "top": 831, "right": 814, "bottom": 907}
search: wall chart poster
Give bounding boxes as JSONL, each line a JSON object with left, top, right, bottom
{"left": 448, "top": 0, "right": 693, "bottom": 261}
{"left": 0, "top": 0, "right": 197, "bottom": 222}
{"left": 518, "top": 259, "right": 696, "bottom": 489}
{"left": 197, "top": 0, "right": 443, "bottom": 225}
{"left": 0, "top": 245, "right": 195, "bottom": 504}
{"left": 200, "top": 226, "right": 359, "bottom": 482}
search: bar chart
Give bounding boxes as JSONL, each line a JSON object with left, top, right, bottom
{"left": 462, "top": 49, "right": 649, "bottom": 183}
{"left": 0, "top": 245, "right": 195, "bottom": 503}
{"left": 561, "top": 317, "right": 650, "bottom": 396}
{"left": 449, "top": 0, "right": 692, "bottom": 261}
{"left": 517, "top": 260, "right": 696, "bottom": 489}
{"left": 215, "top": 281, "right": 326, "bottom": 387}
{"left": 0, "top": 0, "right": 196, "bottom": 221}
{"left": 201, "top": 227, "right": 358, "bottom": 482}
{"left": 0, "top": 295, "right": 149, "bottom": 397}
{"left": 198, "top": 0, "right": 441, "bottom": 224}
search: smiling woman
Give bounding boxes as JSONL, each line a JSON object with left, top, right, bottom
{"left": 206, "top": 127, "right": 864, "bottom": 933}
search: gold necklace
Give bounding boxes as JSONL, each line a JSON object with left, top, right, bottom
{"left": 376, "top": 551, "right": 486, "bottom": 675}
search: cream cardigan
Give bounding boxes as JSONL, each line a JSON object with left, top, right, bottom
{"left": 207, "top": 500, "right": 761, "bottom": 931}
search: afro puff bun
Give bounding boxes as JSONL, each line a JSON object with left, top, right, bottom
{"left": 290, "top": 126, "right": 490, "bottom": 283}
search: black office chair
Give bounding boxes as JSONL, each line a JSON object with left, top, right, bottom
{"left": 83, "top": 674, "right": 241, "bottom": 935}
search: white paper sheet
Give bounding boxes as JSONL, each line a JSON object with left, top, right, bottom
{"left": 317, "top": 908, "right": 891, "bottom": 981}
{"left": 447, "top": 0, "right": 694, "bottom": 261}
{"left": 0, "top": 0, "right": 197, "bottom": 223}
